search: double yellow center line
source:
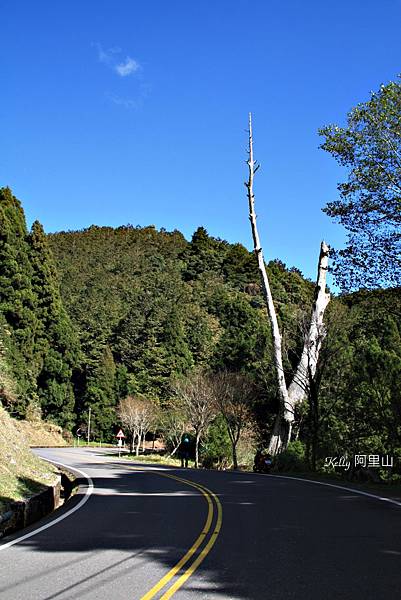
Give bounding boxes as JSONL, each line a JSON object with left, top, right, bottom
{"left": 140, "top": 471, "right": 223, "bottom": 599}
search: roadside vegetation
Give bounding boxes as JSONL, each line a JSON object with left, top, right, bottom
{"left": 121, "top": 453, "right": 188, "bottom": 468}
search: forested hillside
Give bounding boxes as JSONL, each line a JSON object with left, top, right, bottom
{"left": 1, "top": 186, "right": 400, "bottom": 477}
{"left": 48, "top": 222, "right": 315, "bottom": 439}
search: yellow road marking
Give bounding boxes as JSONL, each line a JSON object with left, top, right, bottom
{"left": 42, "top": 454, "right": 223, "bottom": 598}
{"left": 139, "top": 472, "right": 222, "bottom": 600}
{"left": 160, "top": 480, "right": 223, "bottom": 599}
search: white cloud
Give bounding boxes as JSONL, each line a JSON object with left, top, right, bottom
{"left": 93, "top": 43, "right": 140, "bottom": 77}
{"left": 115, "top": 57, "right": 140, "bottom": 77}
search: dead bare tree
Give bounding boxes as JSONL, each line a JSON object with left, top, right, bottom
{"left": 212, "top": 371, "right": 257, "bottom": 469}
{"left": 117, "top": 396, "right": 139, "bottom": 453}
{"left": 158, "top": 399, "right": 189, "bottom": 457}
{"left": 245, "top": 113, "right": 330, "bottom": 454}
{"left": 172, "top": 372, "right": 216, "bottom": 468}
{"left": 139, "top": 399, "right": 158, "bottom": 454}
{"left": 117, "top": 396, "right": 156, "bottom": 455}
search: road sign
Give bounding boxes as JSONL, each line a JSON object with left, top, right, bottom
{"left": 116, "top": 429, "right": 126, "bottom": 438}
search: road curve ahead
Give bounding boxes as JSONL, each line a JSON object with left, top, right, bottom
{"left": 0, "top": 448, "right": 401, "bottom": 600}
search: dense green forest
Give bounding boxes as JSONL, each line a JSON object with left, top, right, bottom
{"left": 1, "top": 186, "right": 400, "bottom": 478}
{"left": 46, "top": 217, "right": 315, "bottom": 439}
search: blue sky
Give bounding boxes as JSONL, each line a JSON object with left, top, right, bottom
{"left": 2, "top": 1, "right": 401, "bottom": 285}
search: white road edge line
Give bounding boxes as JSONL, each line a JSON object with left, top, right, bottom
{"left": 263, "top": 473, "right": 401, "bottom": 507}
{"left": 116, "top": 458, "right": 401, "bottom": 508}
{"left": 0, "top": 460, "right": 94, "bottom": 551}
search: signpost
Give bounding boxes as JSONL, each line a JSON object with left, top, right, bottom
{"left": 87, "top": 408, "right": 91, "bottom": 445}
{"left": 116, "top": 429, "right": 125, "bottom": 457}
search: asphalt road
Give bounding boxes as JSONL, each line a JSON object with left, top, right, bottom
{"left": 1, "top": 447, "right": 401, "bottom": 600}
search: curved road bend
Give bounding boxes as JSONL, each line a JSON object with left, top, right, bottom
{"left": 0, "top": 447, "right": 401, "bottom": 599}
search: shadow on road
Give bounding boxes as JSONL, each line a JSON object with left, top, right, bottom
{"left": 2, "top": 453, "right": 401, "bottom": 600}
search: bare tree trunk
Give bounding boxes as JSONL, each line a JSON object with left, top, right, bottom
{"left": 287, "top": 242, "right": 331, "bottom": 411}
{"left": 168, "top": 439, "right": 181, "bottom": 458}
{"left": 232, "top": 442, "right": 238, "bottom": 470}
{"left": 267, "top": 414, "right": 289, "bottom": 454}
{"left": 246, "top": 114, "right": 292, "bottom": 447}
{"left": 246, "top": 113, "right": 331, "bottom": 455}
{"left": 195, "top": 431, "right": 201, "bottom": 469}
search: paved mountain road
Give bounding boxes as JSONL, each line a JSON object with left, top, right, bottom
{"left": 0, "top": 448, "right": 400, "bottom": 599}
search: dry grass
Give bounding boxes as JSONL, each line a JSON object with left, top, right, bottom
{"left": 14, "top": 419, "right": 67, "bottom": 447}
{"left": 121, "top": 453, "right": 190, "bottom": 468}
{"left": 0, "top": 407, "right": 59, "bottom": 512}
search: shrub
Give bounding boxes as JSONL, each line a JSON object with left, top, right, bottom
{"left": 274, "top": 440, "right": 307, "bottom": 472}
{"left": 25, "top": 399, "right": 42, "bottom": 422}
{"left": 200, "top": 415, "right": 232, "bottom": 469}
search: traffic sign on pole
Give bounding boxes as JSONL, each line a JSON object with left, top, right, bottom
{"left": 116, "top": 429, "right": 126, "bottom": 438}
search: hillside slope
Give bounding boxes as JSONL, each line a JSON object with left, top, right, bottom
{"left": 0, "top": 406, "right": 59, "bottom": 512}
{"left": 13, "top": 418, "right": 67, "bottom": 448}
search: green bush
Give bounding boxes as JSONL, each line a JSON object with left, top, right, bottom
{"left": 200, "top": 415, "right": 232, "bottom": 469}
{"left": 273, "top": 440, "right": 307, "bottom": 472}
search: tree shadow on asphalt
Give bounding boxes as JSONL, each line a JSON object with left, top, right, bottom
{"left": 3, "top": 455, "right": 401, "bottom": 600}
{"left": 1, "top": 461, "right": 253, "bottom": 599}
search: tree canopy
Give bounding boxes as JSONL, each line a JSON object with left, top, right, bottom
{"left": 320, "top": 77, "right": 401, "bottom": 290}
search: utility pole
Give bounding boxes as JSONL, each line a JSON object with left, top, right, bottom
{"left": 87, "top": 408, "right": 91, "bottom": 445}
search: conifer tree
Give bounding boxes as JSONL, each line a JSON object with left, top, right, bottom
{"left": 182, "top": 227, "right": 225, "bottom": 281}
{"left": 162, "top": 307, "right": 194, "bottom": 375}
{"left": 27, "top": 220, "right": 80, "bottom": 428}
{"left": 0, "top": 187, "right": 38, "bottom": 409}
{"left": 82, "top": 345, "right": 117, "bottom": 439}
{"left": 0, "top": 316, "right": 17, "bottom": 408}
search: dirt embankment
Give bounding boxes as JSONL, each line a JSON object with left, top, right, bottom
{"left": 0, "top": 407, "right": 61, "bottom": 514}
{"left": 13, "top": 418, "right": 67, "bottom": 448}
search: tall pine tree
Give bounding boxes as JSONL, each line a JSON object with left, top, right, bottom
{"left": 0, "top": 187, "right": 37, "bottom": 411}
{"left": 28, "top": 220, "right": 80, "bottom": 428}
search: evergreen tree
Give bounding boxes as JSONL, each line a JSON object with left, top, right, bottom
{"left": 209, "top": 290, "right": 271, "bottom": 376}
{"left": 0, "top": 315, "right": 17, "bottom": 409}
{"left": 162, "top": 307, "right": 194, "bottom": 375}
{"left": 28, "top": 220, "right": 80, "bottom": 428}
{"left": 222, "top": 243, "right": 259, "bottom": 290}
{"left": 182, "top": 227, "right": 226, "bottom": 281}
{"left": 0, "top": 187, "right": 37, "bottom": 409}
{"left": 183, "top": 305, "right": 219, "bottom": 366}
{"left": 82, "top": 345, "right": 117, "bottom": 440}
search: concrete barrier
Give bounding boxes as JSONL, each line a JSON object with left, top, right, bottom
{"left": 0, "top": 475, "right": 61, "bottom": 538}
